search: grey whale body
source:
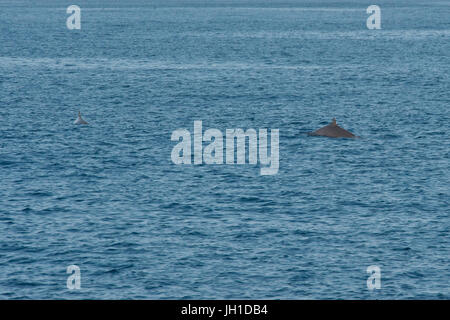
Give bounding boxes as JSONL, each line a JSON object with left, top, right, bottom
{"left": 308, "top": 118, "right": 357, "bottom": 138}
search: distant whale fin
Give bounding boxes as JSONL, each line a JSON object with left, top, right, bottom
{"left": 74, "top": 111, "right": 88, "bottom": 125}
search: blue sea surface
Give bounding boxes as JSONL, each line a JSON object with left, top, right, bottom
{"left": 0, "top": 0, "right": 449, "bottom": 299}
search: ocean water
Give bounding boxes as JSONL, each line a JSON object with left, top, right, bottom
{"left": 0, "top": 0, "right": 449, "bottom": 299}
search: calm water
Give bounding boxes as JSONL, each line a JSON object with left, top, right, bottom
{"left": 0, "top": 0, "right": 449, "bottom": 299}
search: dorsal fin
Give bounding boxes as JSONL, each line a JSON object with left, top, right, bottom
{"left": 74, "top": 111, "right": 88, "bottom": 125}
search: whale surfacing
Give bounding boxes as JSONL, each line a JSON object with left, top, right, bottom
{"left": 74, "top": 111, "right": 88, "bottom": 125}
{"left": 308, "top": 118, "right": 357, "bottom": 138}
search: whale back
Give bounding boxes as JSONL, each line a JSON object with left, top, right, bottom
{"left": 308, "top": 119, "right": 356, "bottom": 138}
